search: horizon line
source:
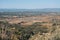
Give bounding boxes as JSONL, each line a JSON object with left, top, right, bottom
{"left": 0, "top": 8, "right": 60, "bottom": 9}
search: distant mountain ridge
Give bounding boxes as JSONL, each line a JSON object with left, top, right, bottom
{"left": 0, "top": 8, "right": 60, "bottom": 12}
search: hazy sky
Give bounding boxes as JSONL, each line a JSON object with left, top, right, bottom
{"left": 0, "top": 0, "right": 60, "bottom": 9}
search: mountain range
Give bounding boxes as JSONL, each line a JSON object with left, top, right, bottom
{"left": 0, "top": 8, "right": 60, "bottom": 12}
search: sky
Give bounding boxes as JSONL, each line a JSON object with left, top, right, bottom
{"left": 0, "top": 0, "right": 60, "bottom": 9}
